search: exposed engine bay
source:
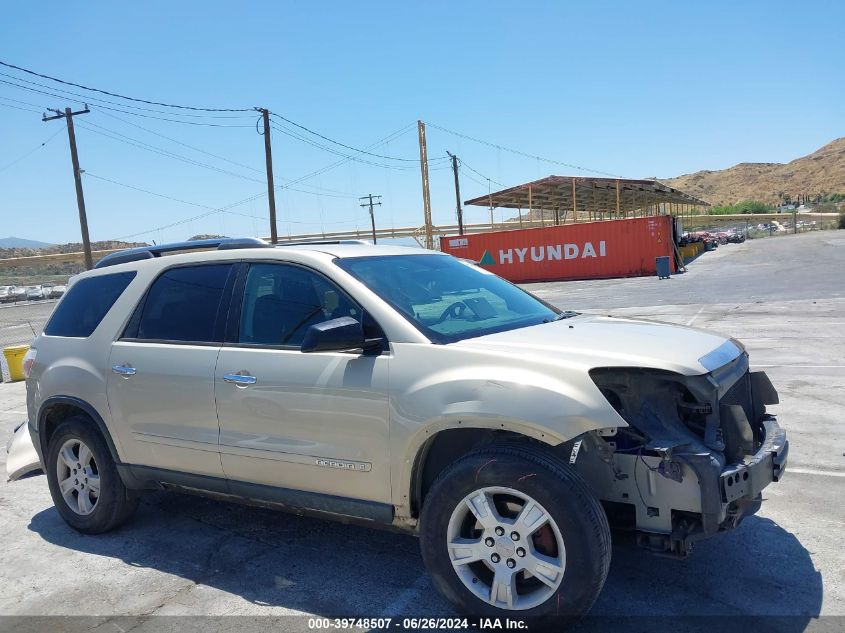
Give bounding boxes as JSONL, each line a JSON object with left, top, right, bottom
{"left": 567, "top": 352, "right": 788, "bottom": 557}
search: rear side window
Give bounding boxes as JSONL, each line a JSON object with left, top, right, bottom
{"left": 44, "top": 272, "right": 136, "bottom": 338}
{"left": 129, "top": 264, "right": 232, "bottom": 344}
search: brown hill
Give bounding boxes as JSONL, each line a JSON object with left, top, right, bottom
{"left": 663, "top": 137, "right": 845, "bottom": 206}
{"left": 0, "top": 240, "right": 147, "bottom": 286}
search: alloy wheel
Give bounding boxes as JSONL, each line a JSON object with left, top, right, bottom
{"left": 56, "top": 438, "right": 100, "bottom": 516}
{"left": 446, "top": 486, "right": 566, "bottom": 611}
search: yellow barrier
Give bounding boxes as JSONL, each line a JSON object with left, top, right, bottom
{"left": 3, "top": 345, "right": 29, "bottom": 382}
{"left": 680, "top": 244, "right": 698, "bottom": 261}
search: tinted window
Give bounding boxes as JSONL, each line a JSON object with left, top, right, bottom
{"left": 44, "top": 272, "right": 136, "bottom": 338}
{"left": 239, "top": 264, "right": 363, "bottom": 347}
{"left": 134, "top": 265, "right": 232, "bottom": 343}
{"left": 336, "top": 255, "right": 563, "bottom": 343}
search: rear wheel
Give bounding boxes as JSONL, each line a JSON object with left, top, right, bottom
{"left": 420, "top": 444, "right": 610, "bottom": 620}
{"left": 45, "top": 416, "right": 139, "bottom": 533}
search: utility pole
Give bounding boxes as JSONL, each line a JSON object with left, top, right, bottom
{"left": 43, "top": 105, "right": 93, "bottom": 270}
{"left": 256, "top": 108, "right": 278, "bottom": 244}
{"left": 359, "top": 194, "right": 382, "bottom": 243}
{"left": 446, "top": 152, "right": 464, "bottom": 235}
{"left": 417, "top": 121, "right": 434, "bottom": 249}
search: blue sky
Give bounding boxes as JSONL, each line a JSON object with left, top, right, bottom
{"left": 1, "top": 1, "right": 843, "bottom": 245}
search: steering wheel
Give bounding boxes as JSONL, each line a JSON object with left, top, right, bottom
{"left": 436, "top": 301, "right": 468, "bottom": 324}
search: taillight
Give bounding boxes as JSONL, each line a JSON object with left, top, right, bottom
{"left": 22, "top": 347, "right": 37, "bottom": 379}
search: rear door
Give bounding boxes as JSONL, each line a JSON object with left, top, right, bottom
{"left": 107, "top": 263, "right": 236, "bottom": 479}
{"left": 214, "top": 262, "right": 391, "bottom": 506}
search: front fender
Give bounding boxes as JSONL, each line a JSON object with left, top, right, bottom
{"left": 388, "top": 343, "right": 627, "bottom": 511}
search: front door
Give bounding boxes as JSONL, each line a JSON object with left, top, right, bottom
{"left": 214, "top": 262, "right": 391, "bottom": 505}
{"left": 107, "top": 263, "right": 235, "bottom": 479}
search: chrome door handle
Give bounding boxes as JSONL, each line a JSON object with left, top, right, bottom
{"left": 112, "top": 364, "right": 136, "bottom": 377}
{"left": 223, "top": 373, "right": 257, "bottom": 385}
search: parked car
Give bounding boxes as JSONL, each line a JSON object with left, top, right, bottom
{"left": 14, "top": 237, "right": 788, "bottom": 620}
{"left": 11, "top": 286, "right": 27, "bottom": 302}
{"left": 727, "top": 232, "right": 746, "bottom": 243}
{"left": 48, "top": 285, "right": 66, "bottom": 299}
{"left": 26, "top": 286, "right": 45, "bottom": 301}
{"left": 0, "top": 286, "right": 12, "bottom": 303}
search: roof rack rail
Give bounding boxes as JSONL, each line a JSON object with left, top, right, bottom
{"left": 94, "top": 237, "right": 270, "bottom": 269}
{"left": 275, "top": 239, "right": 371, "bottom": 247}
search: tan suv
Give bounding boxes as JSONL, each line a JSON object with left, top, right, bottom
{"left": 19, "top": 237, "right": 787, "bottom": 620}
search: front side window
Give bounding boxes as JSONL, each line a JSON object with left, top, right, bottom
{"left": 238, "top": 263, "right": 363, "bottom": 347}
{"left": 131, "top": 264, "right": 232, "bottom": 343}
{"left": 335, "top": 254, "right": 562, "bottom": 343}
{"left": 44, "top": 272, "right": 136, "bottom": 338}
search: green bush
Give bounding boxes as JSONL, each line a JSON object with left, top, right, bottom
{"left": 710, "top": 200, "right": 774, "bottom": 215}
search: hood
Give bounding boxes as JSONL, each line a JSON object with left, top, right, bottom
{"left": 453, "top": 313, "right": 741, "bottom": 376}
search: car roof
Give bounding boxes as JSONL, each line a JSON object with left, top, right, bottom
{"left": 281, "top": 243, "right": 439, "bottom": 258}
{"left": 84, "top": 240, "right": 448, "bottom": 278}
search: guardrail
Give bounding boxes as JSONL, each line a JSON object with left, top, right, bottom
{"left": 0, "top": 213, "right": 838, "bottom": 272}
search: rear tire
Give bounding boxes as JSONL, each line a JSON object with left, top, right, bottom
{"left": 419, "top": 443, "right": 610, "bottom": 621}
{"left": 45, "top": 416, "right": 139, "bottom": 533}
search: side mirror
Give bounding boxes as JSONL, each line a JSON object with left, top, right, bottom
{"left": 300, "top": 317, "right": 382, "bottom": 353}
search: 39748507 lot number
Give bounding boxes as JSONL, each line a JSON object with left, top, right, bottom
{"left": 307, "top": 617, "right": 471, "bottom": 629}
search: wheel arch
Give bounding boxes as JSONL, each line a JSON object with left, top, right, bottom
{"left": 405, "top": 419, "right": 567, "bottom": 519}
{"left": 38, "top": 396, "right": 122, "bottom": 466}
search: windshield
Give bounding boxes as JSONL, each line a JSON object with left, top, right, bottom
{"left": 336, "top": 254, "right": 563, "bottom": 343}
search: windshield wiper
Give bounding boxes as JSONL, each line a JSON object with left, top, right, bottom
{"left": 544, "top": 311, "right": 578, "bottom": 323}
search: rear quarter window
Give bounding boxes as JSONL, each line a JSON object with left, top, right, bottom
{"left": 125, "top": 264, "right": 233, "bottom": 344}
{"left": 44, "top": 272, "right": 136, "bottom": 338}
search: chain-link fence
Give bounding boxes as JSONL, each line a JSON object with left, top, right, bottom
{"left": 0, "top": 300, "right": 56, "bottom": 381}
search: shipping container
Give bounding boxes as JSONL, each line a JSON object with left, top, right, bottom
{"left": 440, "top": 216, "right": 676, "bottom": 283}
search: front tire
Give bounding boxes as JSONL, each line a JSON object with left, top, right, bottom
{"left": 419, "top": 444, "right": 610, "bottom": 620}
{"left": 45, "top": 416, "right": 139, "bottom": 533}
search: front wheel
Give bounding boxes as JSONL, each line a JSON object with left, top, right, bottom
{"left": 419, "top": 444, "right": 610, "bottom": 620}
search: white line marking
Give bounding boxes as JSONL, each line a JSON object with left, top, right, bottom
{"left": 787, "top": 468, "right": 845, "bottom": 478}
{"left": 380, "top": 574, "right": 430, "bottom": 616}
{"left": 753, "top": 365, "right": 845, "bottom": 369}
{"left": 685, "top": 306, "right": 705, "bottom": 326}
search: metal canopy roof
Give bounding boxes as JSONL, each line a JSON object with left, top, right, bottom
{"left": 463, "top": 176, "right": 710, "bottom": 216}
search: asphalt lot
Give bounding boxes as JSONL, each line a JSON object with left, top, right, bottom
{"left": 0, "top": 231, "right": 843, "bottom": 628}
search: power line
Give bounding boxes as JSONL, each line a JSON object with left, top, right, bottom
{"left": 269, "top": 122, "right": 420, "bottom": 170}
{"left": 95, "top": 108, "right": 263, "bottom": 172}
{"left": 0, "top": 70, "right": 253, "bottom": 119}
{"left": 0, "top": 124, "right": 66, "bottom": 173}
{"left": 282, "top": 123, "right": 416, "bottom": 185}
{"left": 0, "top": 93, "right": 46, "bottom": 109}
{"left": 0, "top": 60, "right": 252, "bottom": 112}
{"left": 86, "top": 172, "right": 219, "bottom": 211}
{"left": 89, "top": 172, "right": 360, "bottom": 240}
{"left": 74, "top": 120, "right": 267, "bottom": 184}
{"left": 458, "top": 157, "right": 506, "bottom": 188}
{"left": 0, "top": 77, "right": 254, "bottom": 127}
{"left": 92, "top": 109, "right": 355, "bottom": 197}
{"left": 1, "top": 95, "right": 353, "bottom": 198}
{"left": 427, "top": 121, "right": 623, "bottom": 178}
{"left": 216, "top": 122, "right": 417, "bottom": 213}
{"left": 269, "top": 112, "right": 441, "bottom": 163}
{"left": 0, "top": 101, "right": 40, "bottom": 114}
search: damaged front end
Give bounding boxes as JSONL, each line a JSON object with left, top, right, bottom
{"left": 569, "top": 351, "right": 788, "bottom": 557}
